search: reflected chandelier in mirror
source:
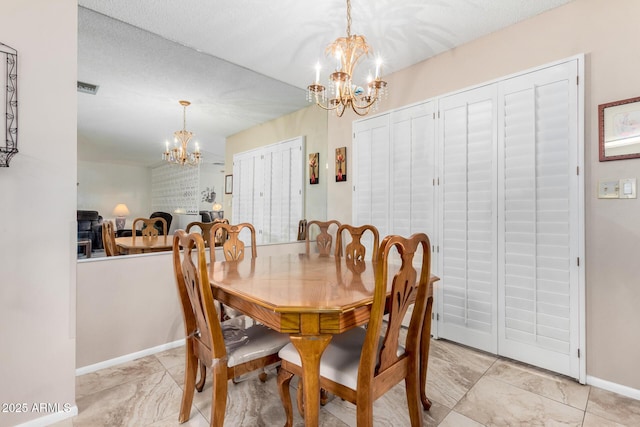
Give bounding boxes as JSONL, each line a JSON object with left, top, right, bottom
{"left": 1, "top": 42, "right": 18, "bottom": 167}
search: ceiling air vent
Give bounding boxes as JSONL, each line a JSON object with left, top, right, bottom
{"left": 77, "top": 81, "right": 99, "bottom": 95}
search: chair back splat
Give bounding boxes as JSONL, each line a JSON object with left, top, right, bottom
{"left": 132, "top": 217, "right": 167, "bottom": 238}
{"left": 210, "top": 222, "right": 257, "bottom": 262}
{"left": 173, "top": 230, "right": 288, "bottom": 426}
{"left": 335, "top": 224, "right": 379, "bottom": 261}
{"left": 277, "top": 232, "right": 432, "bottom": 427}
{"left": 305, "top": 219, "right": 341, "bottom": 256}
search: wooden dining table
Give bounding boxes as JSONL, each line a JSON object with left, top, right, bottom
{"left": 114, "top": 235, "right": 173, "bottom": 254}
{"left": 208, "top": 253, "right": 438, "bottom": 427}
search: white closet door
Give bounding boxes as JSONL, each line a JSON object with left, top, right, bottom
{"left": 353, "top": 115, "right": 390, "bottom": 238}
{"left": 497, "top": 60, "right": 581, "bottom": 378}
{"left": 438, "top": 85, "right": 498, "bottom": 353}
{"left": 390, "top": 102, "right": 437, "bottom": 329}
{"left": 232, "top": 137, "right": 304, "bottom": 245}
{"left": 232, "top": 153, "right": 256, "bottom": 226}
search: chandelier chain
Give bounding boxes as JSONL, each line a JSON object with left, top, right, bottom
{"left": 346, "top": 0, "right": 352, "bottom": 37}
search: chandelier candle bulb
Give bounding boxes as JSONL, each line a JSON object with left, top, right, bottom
{"left": 306, "top": 0, "right": 388, "bottom": 117}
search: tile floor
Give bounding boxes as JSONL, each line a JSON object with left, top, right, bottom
{"left": 53, "top": 337, "right": 640, "bottom": 426}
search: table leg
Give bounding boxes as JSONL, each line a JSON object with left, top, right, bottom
{"left": 289, "top": 334, "right": 331, "bottom": 427}
{"left": 420, "top": 296, "right": 434, "bottom": 410}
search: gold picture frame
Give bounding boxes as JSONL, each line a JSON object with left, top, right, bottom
{"left": 599, "top": 95, "right": 640, "bottom": 161}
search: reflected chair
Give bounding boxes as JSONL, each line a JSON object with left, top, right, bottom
{"left": 210, "top": 222, "right": 257, "bottom": 321}
{"left": 278, "top": 233, "right": 433, "bottom": 427}
{"left": 305, "top": 220, "right": 341, "bottom": 256}
{"left": 186, "top": 221, "right": 216, "bottom": 247}
{"left": 172, "top": 230, "right": 289, "bottom": 427}
{"left": 297, "top": 219, "right": 307, "bottom": 241}
{"left": 335, "top": 224, "right": 380, "bottom": 262}
{"left": 212, "top": 218, "right": 229, "bottom": 246}
{"left": 150, "top": 211, "right": 172, "bottom": 234}
{"left": 132, "top": 217, "right": 167, "bottom": 238}
{"left": 101, "top": 220, "right": 119, "bottom": 257}
{"left": 210, "top": 222, "right": 257, "bottom": 263}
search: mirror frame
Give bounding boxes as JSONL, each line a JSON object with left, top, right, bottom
{"left": 599, "top": 95, "right": 640, "bottom": 161}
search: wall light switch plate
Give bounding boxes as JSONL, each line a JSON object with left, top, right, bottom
{"left": 619, "top": 178, "right": 637, "bottom": 199}
{"left": 598, "top": 180, "right": 619, "bottom": 198}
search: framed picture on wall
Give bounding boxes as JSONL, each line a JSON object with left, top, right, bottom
{"left": 599, "top": 95, "right": 640, "bottom": 161}
{"left": 335, "top": 147, "right": 347, "bottom": 182}
{"left": 225, "top": 174, "right": 233, "bottom": 194}
{"left": 309, "top": 152, "right": 319, "bottom": 185}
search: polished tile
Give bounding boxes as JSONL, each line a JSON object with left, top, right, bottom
{"left": 438, "top": 410, "right": 485, "bottom": 427}
{"left": 582, "top": 412, "right": 627, "bottom": 427}
{"left": 586, "top": 387, "right": 640, "bottom": 426}
{"left": 454, "top": 376, "right": 584, "bottom": 426}
{"left": 74, "top": 370, "right": 184, "bottom": 426}
{"left": 76, "top": 355, "right": 166, "bottom": 399}
{"left": 65, "top": 337, "right": 640, "bottom": 427}
{"left": 425, "top": 339, "right": 497, "bottom": 408}
{"left": 484, "top": 359, "right": 591, "bottom": 410}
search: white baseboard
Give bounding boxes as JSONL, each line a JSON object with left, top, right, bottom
{"left": 13, "top": 405, "right": 78, "bottom": 427}
{"left": 76, "top": 339, "right": 185, "bottom": 376}
{"left": 587, "top": 375, "right": 640, "bottom": 400}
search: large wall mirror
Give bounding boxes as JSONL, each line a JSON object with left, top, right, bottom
{"left": 599, "top": 95, "right": 640, "bottom": 161}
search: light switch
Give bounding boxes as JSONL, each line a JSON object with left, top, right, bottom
{"left": 619, "top": 178, "right": 637, "bottom": 199}
{"left": 598, "top": 180, "right": 619, "bottom": 198}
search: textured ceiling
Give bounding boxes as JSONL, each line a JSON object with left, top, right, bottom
{"left": 77, "top": 0, "right": 573, "bottom": 167}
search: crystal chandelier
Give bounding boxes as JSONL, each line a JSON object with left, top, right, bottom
{"left": 162, "top": 100, "right": 201, "bottom": 166}
{"left": 307, "top": 0, "right": 388, "bottom": 117}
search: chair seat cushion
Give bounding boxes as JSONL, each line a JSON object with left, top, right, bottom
{"left": 279, "top": 326, "right": 405, "bottom": 390}
{"left": 226, "top": 319, "right": 290, "bottom": 368}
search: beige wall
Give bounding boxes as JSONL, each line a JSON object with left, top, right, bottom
{"left": 225, "top": 105, "right": 328, "bottom": 222}
{"left": 78, "top": 160, "right": 152, "bottom": 228}
{"left": 325, "top": 0, "right": 640, "bottom": 391}
{"left": 0, "top": 1, "right": 77, "bottom": 425}
{"left": 76, "top": 241, "right": 307, "bottom": 369}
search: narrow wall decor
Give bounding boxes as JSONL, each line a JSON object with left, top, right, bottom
{"left": 335, "top": 147, "right": 347, "bottom": 182}
{"left": 309, "top": 152, "right": 319, "bottom": 184}
{"left": 0, "top": 42, "right": 18, "bottom": 167}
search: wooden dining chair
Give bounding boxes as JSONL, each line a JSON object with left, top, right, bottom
{"left": 297, "top": 219, "right": 307, "bottom": 241}
{"left": 335, "top": 224, "right": 380, "bottom": 261}
{"left": 277, "top": 233, "right": 433, "bottom": 427}
{"left": 132, "top": 217, "right": 167, "bottom": 238}
{"left": 172, "top": 230, "right": 289, "bottom": 427}
{"left": 186, "top": 221, "right": 216, "bottom": 247}
{"left": 305, "top": 219, "right": 341, "bottom": 256}
{"left": 210, "top": 222, "right": 257, "bottom": 263}
{"left": 101, "top": 220, "right": 119, "bottom": 256}
{"left": 212, "top": 218, "right": 229, "bottom": 246}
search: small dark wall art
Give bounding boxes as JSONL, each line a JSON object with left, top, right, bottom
{"left": 335, "top": 147, "right": 347, "bottom": 182}
{"left": 309, "top": 152, "right": 319, "bottom": 185}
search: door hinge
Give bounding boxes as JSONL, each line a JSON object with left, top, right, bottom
{"left": 577, "top": 166, "right": 580, "bottom": 175}
{"left": 577, "top": 257, "right": 580, "bottom": 267}
{"left": 576, "top": 75, "right": 579, "bottom": 85}
{"left": 577, "top": 348, "right": 581, "bottom": 358}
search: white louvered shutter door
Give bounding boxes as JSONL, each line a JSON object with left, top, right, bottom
{"left": 438, "top": 85, "right": 498, "bottom": 353}
{"left": 497, "top": 60, "right": 580, "bottom": 378}
{"left": 353, "top": 115, "right": 390, "bottom": 239}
